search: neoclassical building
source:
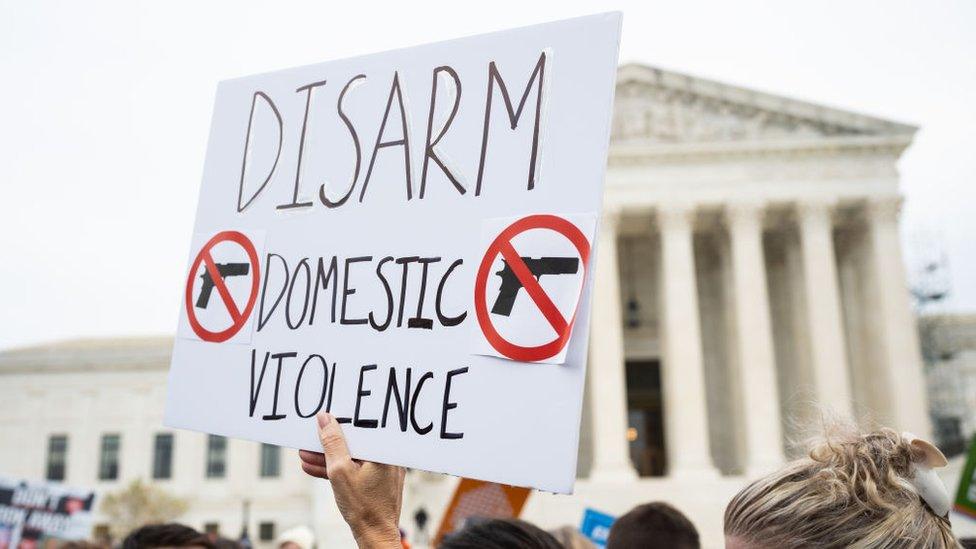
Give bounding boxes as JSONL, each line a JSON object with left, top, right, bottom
{"left": 580, "top": 63, "right": 929, "bottom": 480}
{"left": 0, "top": 64, "right": 942, "bottom": 547}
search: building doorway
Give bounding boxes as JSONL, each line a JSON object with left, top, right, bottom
{"left": 626, "top": 359, "right": 666, "bottom": 476}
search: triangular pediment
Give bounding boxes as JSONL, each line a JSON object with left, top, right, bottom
{"left": 612, "top": 63, "right": 916, "bottom": 144}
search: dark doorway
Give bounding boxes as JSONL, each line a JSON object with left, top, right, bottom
{"left": 626, "top": 359, "right": 666, "bottom": 476}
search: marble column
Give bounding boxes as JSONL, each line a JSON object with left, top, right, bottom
{"left": 658, "top": 203, "right": 718, "bottom": 478}
{"left": 797, "top": 200, "right": 853, "bottom": 418}
{"left": 866, "top": 197, "right": 931, "bottom": 437}
{"left": 726, "top": 202, "right": 785, "bottom": 475}
{"left": 588, "top": 207, "right": 638, "bottom": 481}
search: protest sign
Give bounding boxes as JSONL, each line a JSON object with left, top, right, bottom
{"left": 433, "top": 478, "right": 531, "bottom": 546}
{"left": 579, "top": 508, "right": 615, "bottom": 548}
{"left": 165, "top": 12, "right": 622, "bottom": 493}
{"left": 0, "top": 478, "right": 95, "bottom": 549}
{"left": 955, "top": 436, "right": 976, "bottom": 520}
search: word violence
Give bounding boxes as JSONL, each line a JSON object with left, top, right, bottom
{"left": 248, "top": 350, "right": 469, "bottom": 440}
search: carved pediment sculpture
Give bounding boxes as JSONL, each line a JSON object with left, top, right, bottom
{"left": 611, "top": 65, "right": 913, "bottom": 144}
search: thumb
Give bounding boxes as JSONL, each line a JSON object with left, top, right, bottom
{"left": 316, "top": 412, "right": 351, "bottom": 464}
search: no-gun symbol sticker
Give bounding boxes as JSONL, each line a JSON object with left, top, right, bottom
{"left": 184, "top": 231, "right": 261, "bottom": 343}
{"left": 474, "top": 214, "right": 592, "bottom": 362}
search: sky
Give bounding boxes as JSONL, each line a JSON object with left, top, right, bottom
{"left": 0, "top": 0, "right": 973, "bottom": 350}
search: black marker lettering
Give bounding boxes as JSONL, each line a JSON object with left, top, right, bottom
{"left": 258, "top": 254, "right": 289, "bottom": 331}
{"left": 435, "top": 259, "right": 467, "bottom": 327}
{"left": 263, "top": 352, "right": 296, "bottom": 420}
{"left": 321, "top": 74, "right": 366, "bottom": 208}
{"left": 310, "top": 256, "right": 339, "bottom": 325}
{"left": 278, "top": 80, "right": 326, "bottom": 211}
{"left": 395, "top": 256, "right": 420, "bottom": 327}
{"left": 407, "top": 257, "right": 441, "bottom": 329}
{"left": 353, "top": 364, "right": 379, "bottom": 428}
{"left": 238, "top": 91, "right": 284, "bottom": 212}
{"left": 294, "top": 354, "right": 329, "bottom": 418}
{"left": 248, "top": 349, "right": 271, "bottom": 417}
{"left": 341, "top": 256, "right": 372, "bottom": 325}
{"left": 360, "top": 72, "right": 413, "bottom": 203}
{"left": 285, "top": 258, "right": 312, "bottom": 329}
{"left": 325, "top": 360, "right": 338, "bottom": 415}
{"left": 409, "top": 371, "right": 434, "bottom": 435}
{"left": 476, "top": 52, "right": 547, "bottom": 196}
{"left": 420, "top": 66, "right": 464, "bottom": 198}
{"left": 369, "top": 256, "right": 396, "bottom": 331}
{"left": 440, "top": 367, "right": 468, "bottom": 439}
{"left": 381, "top": 367, "right": 412, "bottom": 431}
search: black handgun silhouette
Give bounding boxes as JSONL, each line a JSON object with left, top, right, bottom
{"left": 491, "top": 256, "right": 580, "bottom": 316}
{"left": 196, "top": 263, "right": 250, "bottom": 309}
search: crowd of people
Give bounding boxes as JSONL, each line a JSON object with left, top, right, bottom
{"left": 62, "top": 411, "right": 973, "bottom": 548}
{"left": 300, "top": 412, "right": 970, "bottom": 548}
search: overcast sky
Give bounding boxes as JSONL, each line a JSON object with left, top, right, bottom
{"left": 1, "top": 0, "right": 973, "bottom": 350}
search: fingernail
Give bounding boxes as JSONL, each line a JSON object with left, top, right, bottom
{"left": 317, "top": 412, "right": 331, "bottom": 428}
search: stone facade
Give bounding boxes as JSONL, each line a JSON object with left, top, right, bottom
{"left": 922, "top": 313, "right": 976, "bottom": 454}
{"left": 0, "top": 64, "right": 936, "bottom": 548}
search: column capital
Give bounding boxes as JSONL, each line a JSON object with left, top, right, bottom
{"left": 796, "top": 197, "right": 838, "bottom": 224}
{"left": 865, "top": 195, "right": 904, "bottom": 223}
{"left": 656, "top": 202, "right": 697, "bottom": 231}
{"left": 725, "top": 200, "right": 768, "bottom": 229}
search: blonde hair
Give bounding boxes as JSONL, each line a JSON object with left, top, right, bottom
{"left": 724, "top": 425, "right": 959, "bottom": 548}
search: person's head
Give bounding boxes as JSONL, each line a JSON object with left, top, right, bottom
{"left": 440, "top": 519, "right": 562, "bottom": 549}
{"left": 275, "top": 526, "right": 315, "bottom": 549}
{"left": 606, "top": 502, "right": 699, "bottom": 549}
{"left": 59, "top": 542, "right": 106, "bottom": 549}
{"left": 121, "top": 524, "right": 215, "bottom": 549}
{"left": 212, "top": 538, "right": 241, "bottom": 549}
{"left": 548, "top": 525, "right": 596, "bottom": 549}
{"left": 724, "top": 426, "right": 959, "bottom": 548}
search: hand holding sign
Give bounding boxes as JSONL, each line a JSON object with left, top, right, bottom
{"left": 300, "top": 413, "right": 405, "bottom": 549}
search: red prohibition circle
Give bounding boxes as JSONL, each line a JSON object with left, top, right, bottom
{"left": 474, "top": 214, "right": 591, "bottom": 362}
{"left": 184, "top": 230, "right": 261, "bottom": 343}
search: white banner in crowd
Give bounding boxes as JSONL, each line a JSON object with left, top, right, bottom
{"left": 0, "top": 478, "right": 95, "bottom": 549}
{"left": 165, "top": 13, "right": 622, "bottom": 493}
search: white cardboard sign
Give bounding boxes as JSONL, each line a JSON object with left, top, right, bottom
{"left": 165, "top": 13, "right": 621, "bottom": 494}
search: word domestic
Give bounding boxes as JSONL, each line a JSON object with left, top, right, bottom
{"left": 258, "top": 252, "right": 466, "bottom": 332}
{"left": 249, "top": 350, "right": 469, "bottom": 440}
{"left": 237, "top": 51, "right": 548, "bottom": 212}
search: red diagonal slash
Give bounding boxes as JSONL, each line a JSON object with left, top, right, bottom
{"left": 497, "top": 241, "right": 568, "bottom": 335}
{"left": 202, "top": 251, "right": 243, "bottom": 323}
